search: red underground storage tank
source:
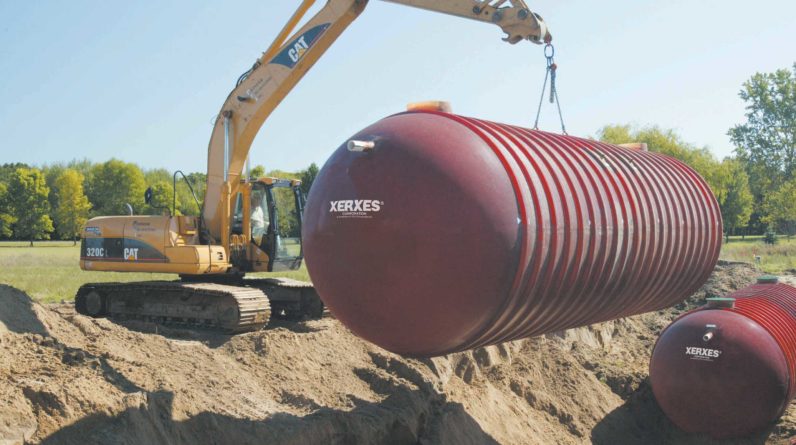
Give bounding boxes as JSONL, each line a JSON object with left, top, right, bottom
{"left": 650, "top": 277, "right": 796, "bottom": 438}
{"left": 302, "top": 110, "right": 722, "bottom": 357}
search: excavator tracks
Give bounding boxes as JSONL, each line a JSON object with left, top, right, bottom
{"left": 247, "top": 278, "right": 324, "bottom": 319}
{"left": 75, "top": 281, "right": 271, "bottom": 333}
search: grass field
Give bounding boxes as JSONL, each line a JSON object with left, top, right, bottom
{"left": 2, "top": 235, "right": 794, "bottom": 303}
{"left": 720, "top": 236, "right": 796, "bottom": 273}
{"left": 0, "top": 241, "right": 310, "bottom": 303}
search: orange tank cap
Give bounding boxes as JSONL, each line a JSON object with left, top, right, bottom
{"left": 406, "top": 101, "right": 452, "bottom": 113}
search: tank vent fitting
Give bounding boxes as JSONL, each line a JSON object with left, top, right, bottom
{"left": 347, "top": 140, "right": 376, "bottom": 152}
{"left": 706, "top": 297, "right": 736, "bottom": 309}
{"left": 703, "top": 324, "right": 717, "bottom": 342}
{"left": 758, "top": 275, "right": 780, "bottom": 284}
{"left": 617, "top": 142, "right": 649, "bottom": 152}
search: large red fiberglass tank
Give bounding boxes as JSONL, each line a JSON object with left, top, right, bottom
{"left": 303, "top": 110, "right": 722, "bottom": 357}
{"left": 650, "top": 278, "right": 796, "bottom": 438}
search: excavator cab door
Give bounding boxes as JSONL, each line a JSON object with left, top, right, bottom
{"left": 260, "top": 180, "right": 304, "bottom": 272}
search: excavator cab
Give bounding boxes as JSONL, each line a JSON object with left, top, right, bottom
{"left": 233, "top": 178, "right": 305, "bottom": 273}
{"left": 258, "top": 179, "right": 305, "bottom": 272}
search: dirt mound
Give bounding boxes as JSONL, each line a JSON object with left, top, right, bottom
{"left": 0, "top": 284, "right": 48, "bottom": 335}
{"left": 1, "top": 263, "right": 794, "bottom": 445}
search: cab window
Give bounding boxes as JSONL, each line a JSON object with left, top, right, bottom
{"left": 250, "top": 188, "right": 270, "bottom": 246}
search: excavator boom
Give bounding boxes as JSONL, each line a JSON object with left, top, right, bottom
{"left": 202, "top": 0, "right": 551, "bottom": 251}
{"left": 78, "top": 0, "right": 551, "bottom": 333}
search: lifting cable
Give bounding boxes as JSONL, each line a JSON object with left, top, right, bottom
{"left": 533, "top": 42, "right": 568, "bottom": 134}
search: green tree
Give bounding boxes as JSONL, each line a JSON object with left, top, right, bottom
{"left": 65, "top": 158, "right": 94, "bottom": 179}
{"left": 596, "top": 124, "right": 634, "bottom": 147}
{"left": 86, "top": 159, "right": 146, "bottom": 216}
{"left": 249, "top": 165, "right": 266, "bottom": 179}
{"left": 143, "top": 169, "right": 174, "bottom": 215}
{"left": 0, "top": 163, "right": 31, "bottom": 184}
{"left": 712, "top": 159, "right": 753, "bottom": 238}
{"left": 54, "top": 169, "right": 91, "bottom": 244}
{"left": 299, "top": 163, "right": 319, "bottom": 196}
{"left": 43, "top": 163, "right": 67, "bottom": 214}
{"left": 43, "top": 160, "right": 94, "bottom": 220}
{"left": 729, "top": 64, "right": 796, "bottom": 230}
{"left": 0, "top": 183, "right": 15, "bottom": 239}
{"left": 762, "top": 178, "right": 796, "bottom": 238}
{"left": 145, "top": 180, "right": 174, "bottom": 215}
{"left": 7, "top": 168, "right": 54, "bottom": 245}
{"left": 141, "top": 169, "right": 203, "bottom": 216}
{"left": 186, "top": 172, "right": 206, "bottom": 210}
{"left": 174, "top": 179, "right": 201, "bottom": 216}
{"left": 730, "top": 64, "right": 796, "bottom": 193}
{"left": 144, "top": 168, "right": 172, "bottom": 186}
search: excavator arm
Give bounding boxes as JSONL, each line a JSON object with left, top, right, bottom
{"left": 75, "top": 0, "right": 553, "bottom": 333}
{"left": 202, "top": 0, "right": 551, "bottom": 249}
{"left": 381, "top": 0, "right": 549, "bottom": 44}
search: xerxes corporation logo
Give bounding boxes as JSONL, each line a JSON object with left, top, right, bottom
{"left": 329, "top": 200, "right": 384, "bottom": 219}
{"left": 685, "top": 346, "right": 722, "bottom": 361}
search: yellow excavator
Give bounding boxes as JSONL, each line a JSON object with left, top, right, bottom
{"left": 76, "top": 0, "right": 551, "bottom": 332}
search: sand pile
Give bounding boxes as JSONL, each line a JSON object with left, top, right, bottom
{"left": 1, "top": 262, "right": 794, "bottom": 445}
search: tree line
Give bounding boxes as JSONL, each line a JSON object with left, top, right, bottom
{"left": 1, "top": 63, "right": 793, "bottom": 244}
{"left": 0, "top": 159, "right": 319, "bottom": 245}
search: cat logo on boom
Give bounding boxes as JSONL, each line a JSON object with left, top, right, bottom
{"left": 288, "top": 37, "right": 309, "bottom": 63}
{"left": 271, "top": 24, "right": 330, "bottom": 69}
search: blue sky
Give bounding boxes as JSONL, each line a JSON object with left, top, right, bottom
{"left": 1, "top": 0, "right": 794, "bottom": 173}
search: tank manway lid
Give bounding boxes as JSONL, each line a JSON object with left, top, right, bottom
{"left": 757, "top": 275, "right": 780, "bottom": 284}
{"left": 706, "top": 297, "right": 736, "bottom": 309}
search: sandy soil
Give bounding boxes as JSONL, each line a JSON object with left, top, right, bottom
{"left": 1, "top": 261, "right": 795, "bottom": 445}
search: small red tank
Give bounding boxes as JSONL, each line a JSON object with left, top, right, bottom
{"left": 650, "top": 277, "right": 796, "bottom": 438}
{"left": 303, "top": 110, "right": 722, "bottom": 357}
